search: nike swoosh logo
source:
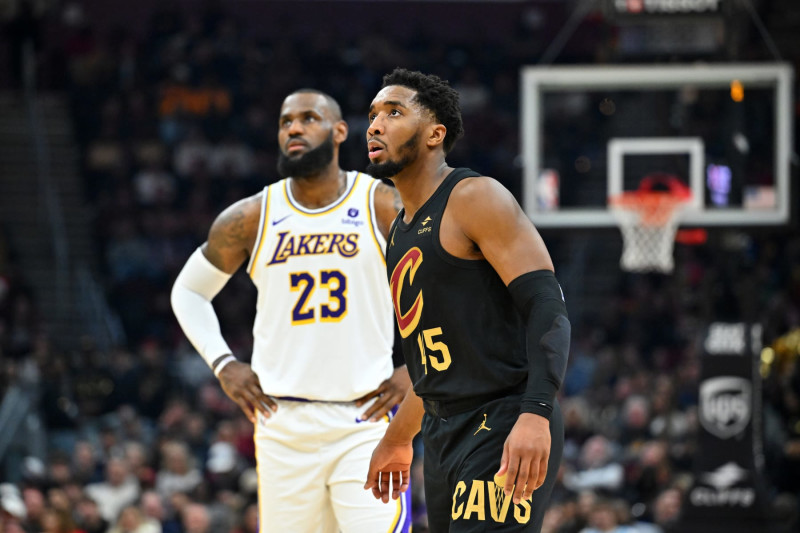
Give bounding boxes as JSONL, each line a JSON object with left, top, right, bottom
{"left": 271, "top": 215, "right": 292, "bottom": 226}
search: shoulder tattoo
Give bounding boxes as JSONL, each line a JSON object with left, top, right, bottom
{"left": 213, "top": 207, "right": 248, "bottom": 248}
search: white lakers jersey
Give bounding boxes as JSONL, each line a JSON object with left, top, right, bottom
{"left": 246, "top": 171, "right": 394, "bottom": 401}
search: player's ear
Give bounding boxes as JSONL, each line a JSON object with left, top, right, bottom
{"left": 334, "top": 120, "right": 349, "bottom": 144}
{"left": 426, "top": 124, "right": 446, "bottom": 149}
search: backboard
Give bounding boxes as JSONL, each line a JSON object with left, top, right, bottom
{"left": 520, "top": 64, "right": 794, "bottom": 227}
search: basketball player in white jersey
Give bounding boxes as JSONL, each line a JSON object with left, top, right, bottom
{"left": 171, "top": 89, "right": 412, "bottom": 533}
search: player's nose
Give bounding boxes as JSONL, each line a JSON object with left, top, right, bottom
{"left": 367, "top": 116, "right": 384, "bottom": 137}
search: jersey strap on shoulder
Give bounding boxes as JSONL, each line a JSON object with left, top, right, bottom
{"left": 507, "top": 270, "right": 571, "bottom": 419}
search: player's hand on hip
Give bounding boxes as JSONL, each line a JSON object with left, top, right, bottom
{"left": 217, "top": 361, "right": 277, "bottom": 423}
{"left": 495, "top": 413, "right": 551, "bottom": 505}
{"left": 355, "top": 366, "right": 411, "bottom": 422}
{"left": 364, "top": 436, "right": 413, "bottom": 503}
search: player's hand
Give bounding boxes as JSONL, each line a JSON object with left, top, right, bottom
{"left": 217, "top": 361, "right": 277, "bottom": 424}
{"left": 495, "top": 413, "right": 551, "bottom": 504}
{"left": 354, "top": 366, "right": 411, "bottom": 422}
{"left": 364, "top": 436, "right": 413, "bottom": 503}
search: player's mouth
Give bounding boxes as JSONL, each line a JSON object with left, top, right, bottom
{"left": 286, "top": 140, "right": 308, "bottom": 154}
{"left": 367, "top": 140, "right": 385, "bottom": 160}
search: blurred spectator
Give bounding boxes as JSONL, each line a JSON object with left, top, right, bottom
{"left": 0, "top": 483, "right": 27, "bottom": 527}
{"left": 618, "top": 395, "right": 651, "bottom": 446}
{"left": 172, "top": 127, "right": 212, "bottom": 178}
{"left": 209, "top": 133, "right": 254, "bottom": 179}
{"left": 21, "top": 486, "right": 46, "bottom": 531}
{"left": 140, "top": 490, "right": 182, "bottom": 533}
{"left": 564, "top": 436, "right": 624, "bottom": 495}
{"left": 154, "top": 441, "right": 202, "bottom": 501}
{"left": 180, "top": 503, "right": 211, "bottom": 533}
{"left": 132, "top": 161, "right": 177, "bottom": 206}
{"left": 107, "top": 505, "right": 161, "bottom": 533}
{"left": 230, "top": 502, "right": 258, "bottom": 533}
{"left": 40, "top": 507, "right": 85, "bottom": 533}
{"left": 579, "top": 499, "right": 630, "bottom": 533}
{"left": 124, "top": 441, "right": 156, "bottom": 489}
{"left": 74, "top": 496, "right": 108, "bottom": 533}
{"left": 71, "top": 440, "right": 103, "bottom": 485}
{"left": 84, "top": 457, "right": 141, "bottom": 523}
{"left": 650, "top": 487, "right": 683, "bottom": 532}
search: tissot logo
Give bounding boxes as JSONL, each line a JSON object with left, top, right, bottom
{"left": 699, "top": 376, "right": 751, "bottom": 439}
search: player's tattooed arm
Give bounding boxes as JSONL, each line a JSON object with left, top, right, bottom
{"left": 203, "top": 193, "right": 263, "bottom": 274}
{"left": 374, "top": 182, "right": 403, "bottom": 240}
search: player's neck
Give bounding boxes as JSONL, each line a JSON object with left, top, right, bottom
{"left": 394, "top": 160, "right": 451, "bottom": 222}
{"left": 290, "top": 167, "right": 347, "bottom": 209}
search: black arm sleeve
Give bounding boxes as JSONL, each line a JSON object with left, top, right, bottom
{"left": 507, "top": 270, "right": 571, "bottom": 419}
{"left": 392, "top": 319, "right": 406, "bottom": 368}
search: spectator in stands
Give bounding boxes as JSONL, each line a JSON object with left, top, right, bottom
{"left": 180, "top": 503, "right": 211, "bottom": 533}
{"left": 40, "top": 507, "right": 85, "bottom": 533}
{"left": 564, "top": 436, "right": 625, "bottom": 495}
{"left": 71, "top": 441, "right": 102, "bottom": 485}
{"left": 21, "top": 486, "right": 46, "bottom": 532}
{"left": 107, "top": 505, "right": 160, "bottom": 533}
{"left": 154, "top": 441, "right": 202, "bottom": 501}
{"left": 140, "top": 491, "right": 180, "bottom": 533}
{"left": 0, "top": 483, "right": 27, "bottom": 531}
{"left": 84, "top": 457, "right": 141, "bottom": 523}
{"left": 74, "top": 496, "right": 108, "bottom": 533}
{"left": 650, "top": 487, "right": 683, "bottom": 532}
{"left": 578, "top": 500, "right": 629, "bottom": 533}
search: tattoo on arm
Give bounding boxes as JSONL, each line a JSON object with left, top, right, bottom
{"left": 206, "top": 201, "right": 256, "bottom": 272}
{"left": 216, "top": 209, "right": 247, "bottom": 248}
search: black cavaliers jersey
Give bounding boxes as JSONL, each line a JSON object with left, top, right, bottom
{"left": 386, "top": 168, "right": 528, "bottom": 403}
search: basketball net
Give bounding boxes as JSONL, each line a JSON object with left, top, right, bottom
{"left": 609, "top": 174, "right": 692, "bottom": 274}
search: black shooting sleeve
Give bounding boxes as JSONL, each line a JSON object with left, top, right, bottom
{"left": 507, "top": 270, "right": 571, "bottom": 419}
{"left": 391, "top": 319, "right": 406, "bottom": 369}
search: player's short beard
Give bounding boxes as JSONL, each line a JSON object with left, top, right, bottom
{"left": 366, "top": 132, "right": 419, "bottom": 180}
{"left": 277, "top": 132, "right": 335, "bottom": 178}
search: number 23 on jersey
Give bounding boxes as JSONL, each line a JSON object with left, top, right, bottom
{"left": 289, "top": 269, "right": 347, "bottom": 324}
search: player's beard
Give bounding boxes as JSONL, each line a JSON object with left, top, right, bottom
{"left": 366, "top": 132, "right": 419, "bottom": 180}
{"left": 277, "top": 132, "right": 335, "bottom": 178}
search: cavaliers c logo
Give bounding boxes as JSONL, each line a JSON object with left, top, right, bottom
{"left": 390, "top": 247, "right": 423, "bottom": 338}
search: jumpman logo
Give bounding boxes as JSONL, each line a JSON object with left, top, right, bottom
{"left": 474, "top": 414, "right": 491, "bottom": 435}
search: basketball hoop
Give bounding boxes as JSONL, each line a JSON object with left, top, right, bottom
{"left": 609, "top": 174, "right": 692, "bottom": 274}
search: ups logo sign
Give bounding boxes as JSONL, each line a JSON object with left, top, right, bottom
{"left": 699, "top": 376, "right": 751, "bottom": 439}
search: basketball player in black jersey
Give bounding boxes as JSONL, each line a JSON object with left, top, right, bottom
{"left": 363, "top": 68, "right": 570, "bottom": 532}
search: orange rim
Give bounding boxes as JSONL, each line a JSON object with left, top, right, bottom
{"left": 609, "top": 191, "right": 688, "bottom": 226}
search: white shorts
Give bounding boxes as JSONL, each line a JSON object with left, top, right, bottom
{"left": 254, "top": 398, "right": 412, "bottom": 533}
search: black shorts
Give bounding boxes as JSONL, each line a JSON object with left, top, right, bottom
{"left": 421, "top": 395, "right": 563, "bottom": 532}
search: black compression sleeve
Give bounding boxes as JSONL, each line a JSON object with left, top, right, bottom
{"left": 392, "top": 319, "right": 406, "bottom": 368}
{"left": 507, "top": 270, "right": 571, "bottom": 419}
